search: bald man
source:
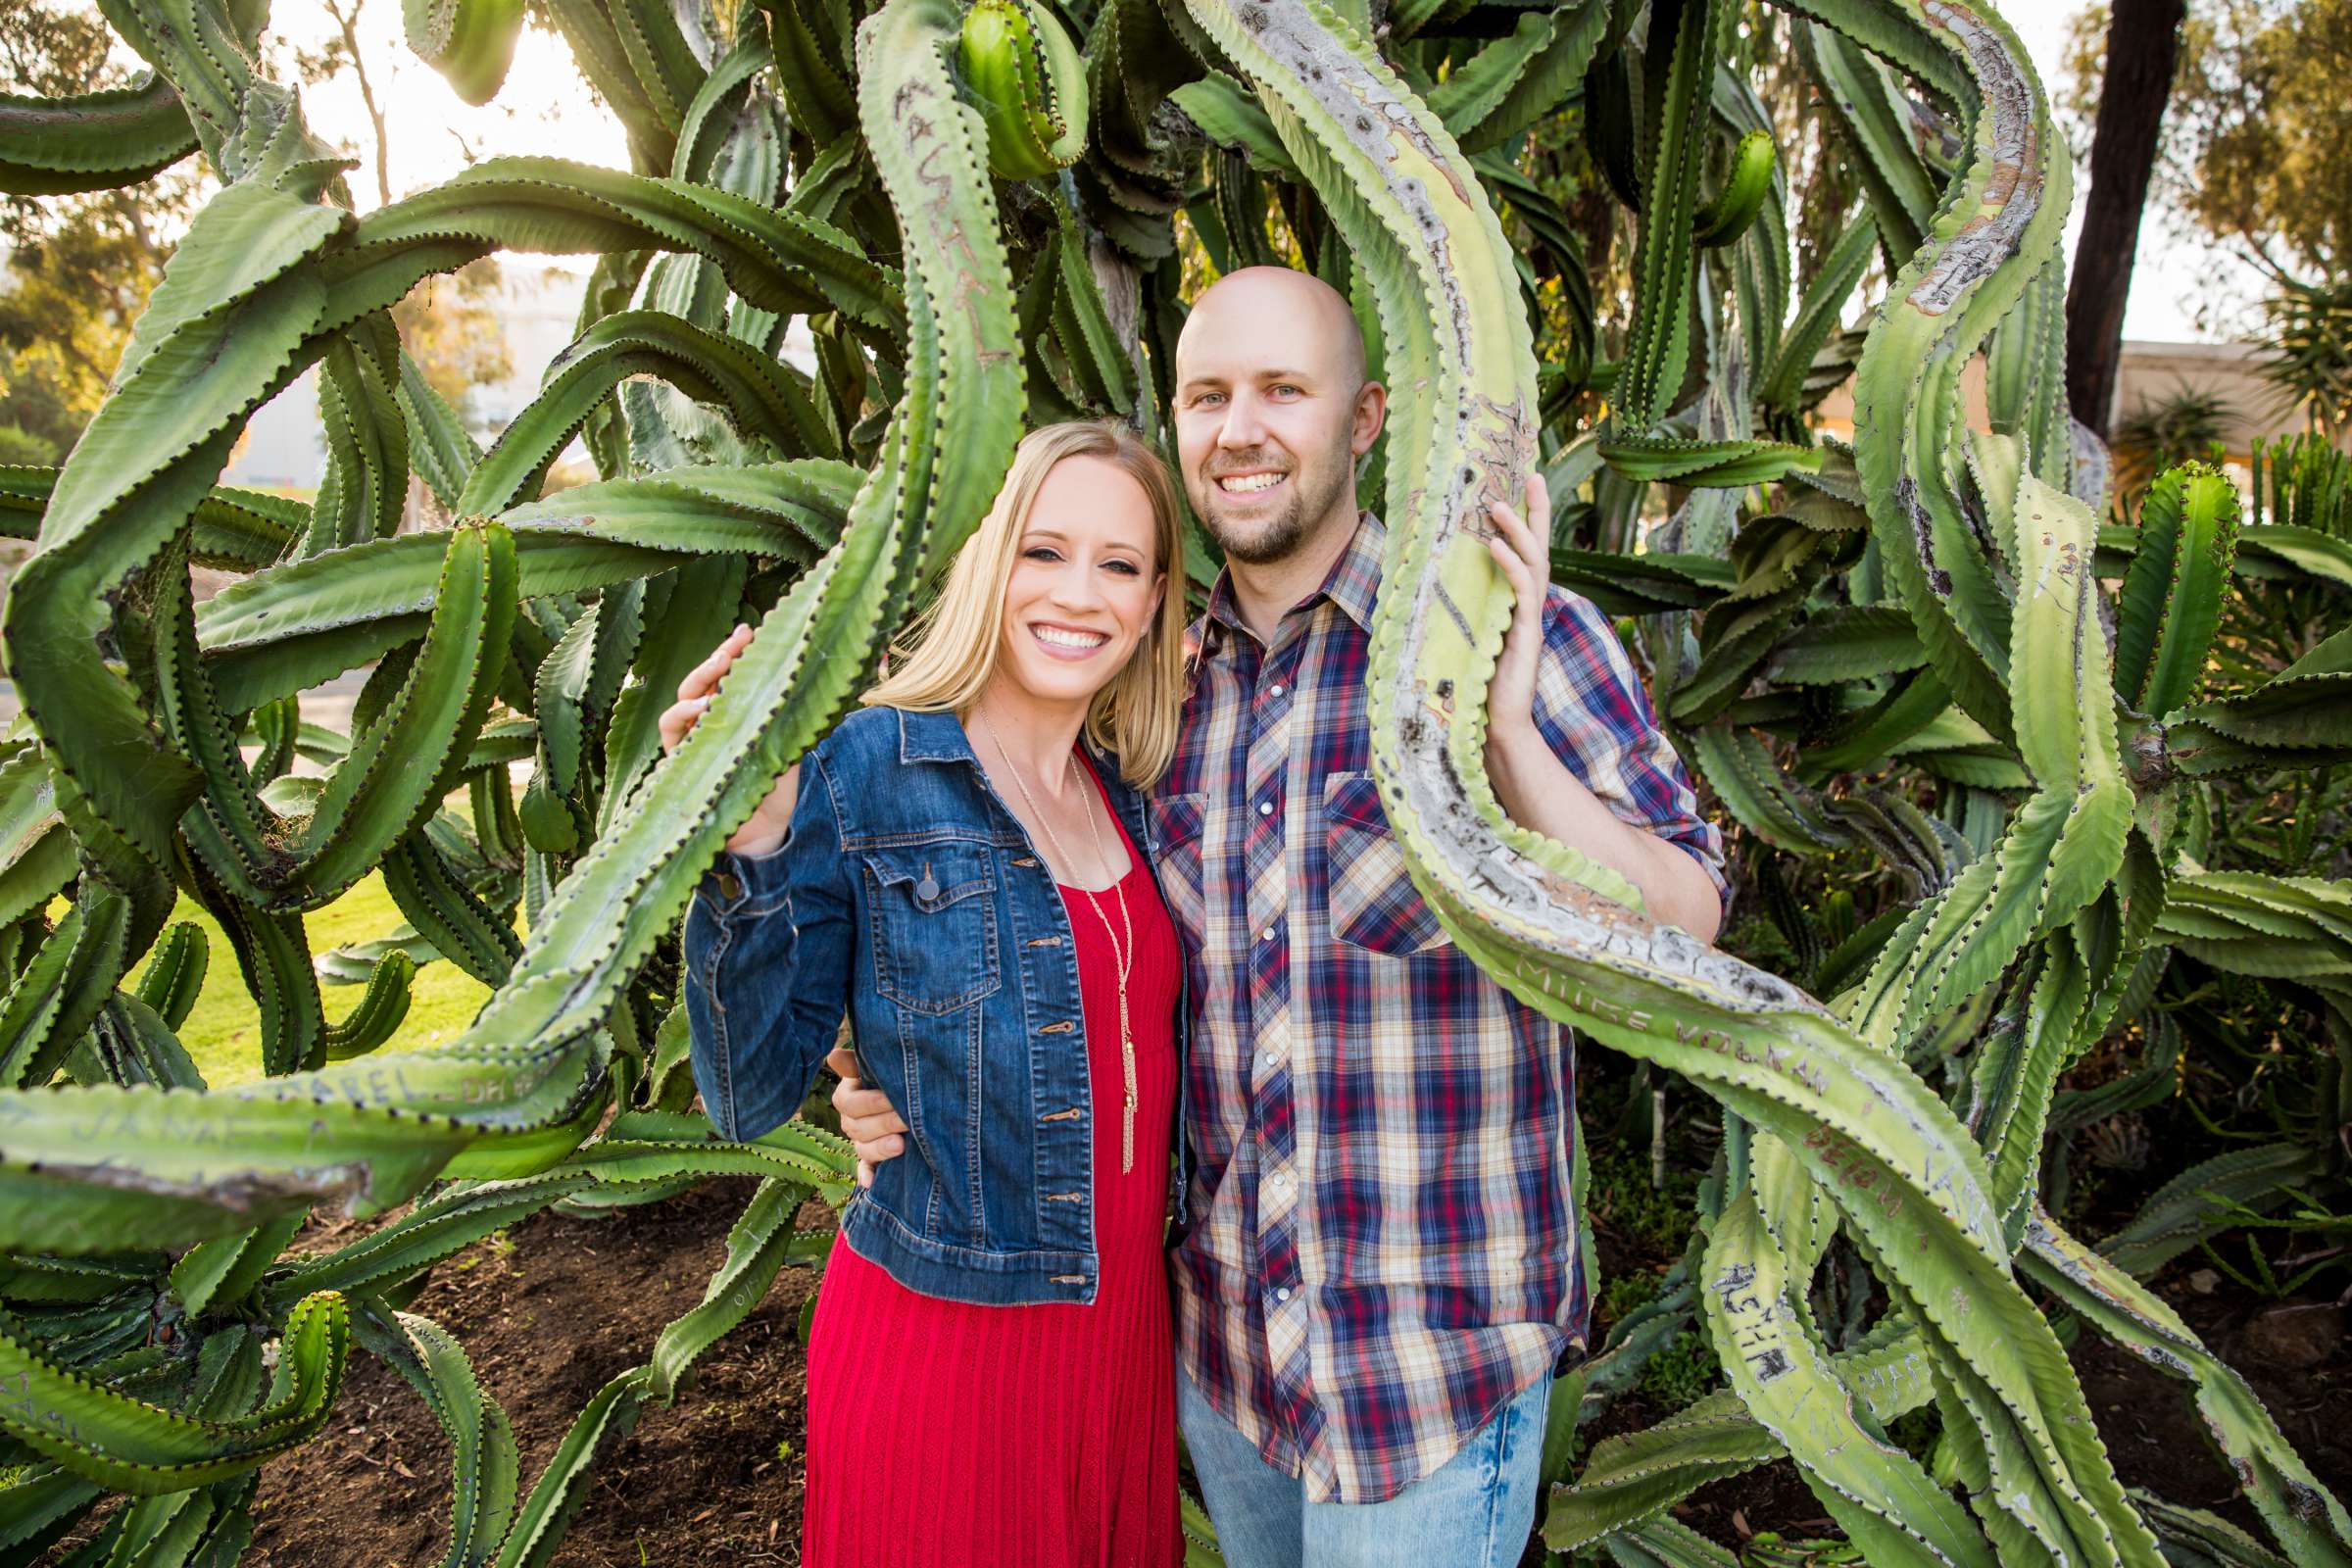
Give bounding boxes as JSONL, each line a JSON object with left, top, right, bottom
{"left": 841, "top": 267, "right": 1727, "bottom": 1565}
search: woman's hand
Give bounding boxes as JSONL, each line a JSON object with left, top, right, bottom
{"left": 825, "top": 1046, "right": 908, "bottom": 1191}
{"left": 1483, "top": 471, "right": 1552, "bottom": 755}
{"left": 659, "top": 624, "right": 801, "bottom": 857}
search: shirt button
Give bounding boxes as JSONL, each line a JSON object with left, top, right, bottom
{"left": 1261, "top": 927, "right": 1276, "bottom": 942}
{"left": 1270, "top": 683, "right": 1285, "bottom": 697}
{"left": 1257, "top": 801, "right": 1273, "bottom": 816}
{"left": 1267, "top": 1171, "right": 1292, "bottom": 1195}
{"left": 1276, "top": 1287, "right": 1293, "bottom": 1302}
{"left": 1259, "top": 1050, "right": 1279, "bottom": 1069}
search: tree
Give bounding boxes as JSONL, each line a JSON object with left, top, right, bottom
{"left": 2069, "top": 0, "right": 2352, "bottom": 289}
{"left": 2063, "top": 0, "right": 2187, "bottom": 436}
{"left": 0, "top": 0, "right": 200, "bottom": 463}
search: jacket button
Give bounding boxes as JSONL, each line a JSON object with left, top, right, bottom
{"left": 716, "top": 871, "right": 743, "bottom": 901}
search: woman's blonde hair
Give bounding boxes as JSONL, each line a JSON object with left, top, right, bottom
{"left": 862, "top": 420, "right": 1188, "bottom": 786}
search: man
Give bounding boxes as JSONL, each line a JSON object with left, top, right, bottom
{"left": 833, "top": 267, "right": 1726, "bottom": 1564}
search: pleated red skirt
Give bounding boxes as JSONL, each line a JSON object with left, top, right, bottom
{"left": 800, "top": 806, "right": 1182, "bottom": 1567}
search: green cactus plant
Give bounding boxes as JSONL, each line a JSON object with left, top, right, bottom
{"left": 1, "top": 0, "right": 2349, "bottom": 1562}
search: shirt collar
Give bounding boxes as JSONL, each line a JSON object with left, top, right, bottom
{"left": 894, "top": 706, "right": 978, "bottom": 764}
{"left": 890, "top": 704, "right": 1135, "bottom": 809}
{"left": 1199, "top": 512, "right": 1387, "bottom": 656}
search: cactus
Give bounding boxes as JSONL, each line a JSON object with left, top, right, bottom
{"left": 2, "top": 0, "right": 2350, "bottom": 1561}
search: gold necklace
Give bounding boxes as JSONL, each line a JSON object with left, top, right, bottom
{"left": 975, "top": 708, "right": 1139, "bottom": 1173}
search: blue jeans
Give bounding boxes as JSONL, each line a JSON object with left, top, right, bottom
{"left": 1178, "top": 1366, "right": 1550, "bottom": 1568}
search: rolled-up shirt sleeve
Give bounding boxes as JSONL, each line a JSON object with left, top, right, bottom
{"left": 1529, "top": 585, "right": 1730, "bottom": 911}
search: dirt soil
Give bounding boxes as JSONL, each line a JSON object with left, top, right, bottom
{"left": 248, "top": 1177, "right": 816, "bottom": 1568}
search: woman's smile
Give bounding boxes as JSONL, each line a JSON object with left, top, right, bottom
{"left": 1029, "top": 619, "right": 1113, "bottom": 659}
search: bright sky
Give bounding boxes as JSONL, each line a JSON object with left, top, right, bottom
{"left": 253, "top": 0, "right": 2258, "bottom": 343}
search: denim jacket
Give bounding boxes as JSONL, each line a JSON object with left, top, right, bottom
{"left": 680, "top": 705, "right": 1190, "bottom": 1306}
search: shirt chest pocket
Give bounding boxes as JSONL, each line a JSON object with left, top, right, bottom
{"left": 1323, "top": 772, "right": 1450, "bottom": 957}
{"left": 859, "top": 842, "right": 1002, "bottom": 1015}
{"left": 1148, "top": 794, "right": 1208, "bottom": 939}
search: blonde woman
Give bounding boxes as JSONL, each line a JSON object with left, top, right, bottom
{"left": 662, "top": 420, "right": 1191, "bottom": 1567}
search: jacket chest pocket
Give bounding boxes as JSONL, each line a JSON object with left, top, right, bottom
{"left": 860, "top": 843, "right": 1002, "bottom": 1014}
{"left": 1323, "top": 772, "right": 1450, "bottom": 956}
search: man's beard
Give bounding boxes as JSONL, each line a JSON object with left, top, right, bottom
{"left": 1197, "top": 444, "right": 1351, "bottom": 565}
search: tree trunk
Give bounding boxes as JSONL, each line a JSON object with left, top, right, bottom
{"left": 2064, "top": 0, "right": 2187, "bottom": 437}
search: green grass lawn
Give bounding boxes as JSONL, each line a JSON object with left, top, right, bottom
{"left": 124, "top": 872, "right": 506, "bottom": 1089}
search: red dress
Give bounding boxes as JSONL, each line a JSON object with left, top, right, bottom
{"left": 801, "top": 772, "right": 1182, "bottom": 1568}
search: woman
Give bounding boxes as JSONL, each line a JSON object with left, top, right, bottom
{"left": 662, "top": 420, "right": 1192, "bottom": 1567}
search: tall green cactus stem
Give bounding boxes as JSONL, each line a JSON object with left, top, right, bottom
{"left": 2113, "top": 465, "right": 2239, "bottom": 718}
{"left": 960, "top": 0, "right": 1090, "bottom": 180}
{"left": 1183, "top": 0, "right": 2150, "bottom": 1561}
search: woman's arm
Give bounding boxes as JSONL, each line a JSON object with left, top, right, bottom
{"left": 660, "top": 629, "right": 855, "bottom": 1141}
{"left": 681, "top": 755, "right": 858, "bottom": 1141}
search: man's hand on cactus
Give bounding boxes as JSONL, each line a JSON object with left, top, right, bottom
{"left": 660, "top": 623, "right": 803, "bottom": 858}
{"left": 1480, "top": 474, "right": 1725, "bottom": 942}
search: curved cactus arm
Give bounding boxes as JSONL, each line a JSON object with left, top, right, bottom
{"left": 1615, "top": 0, "right": 1722, "bottom": 429}
{"left": 1549, "top": 1320, "right": 1939, "bottom": 1547}
{"left": 0, "top": 756, "right": 77, "bottom": 937}
{"left": 2114, "top": 466, "right": 2239, "bottom": 718}
{"left": 1602, "top": 1515, "right": 1743, "bottom": 1567}
{"left": 194, "top": 461, "right": 859, "bottom": 712}
{"left": 353, "top": 1306, "right": 520, "bottom": 1568}
{"left": 1600, "top": 436, "right": 1822, "bottom": 488}
{"left": 1844, "top": 474, "right": 2129, "bottom": 1056}
{"left": 2152, "top": 873, "right": 2352, "bottom": 998}
{"left": 0, "top": 1462, "right": 107, "bottom": 1556}
{"left": 0, "top": 888, "right": 128, "bottom": 1090}
{"left": 671, "top": 21, "right": 778, "bottom": 190}
{"left": 301, "top": 324, "right": 411, "bottom": 558}
{"left": 5, "top": 178, "right": 346, "bottom": 899}
{"left": 1430, "top": 4, "right": 1609, "bottom": 158}
{"left": 482, "top": 1172, "right": 826, "bottom": 1566}
{"left": 2180, "top": 615, "right": 2352, "bottom": 738}
{"left": 404, "top": 0, "right": 529, "bottom": 107}
{"left": 2091, "top": 1140, "right": 2333, "bottom": 1281}
{"left": 1840, "top": 0, "right": 2073, "bottom": 751}
{"left": 168, "top": 520, "right": 517, "bottom": 914}
{"left": 1693, "top": 129, "right": 1778, "bottom": 248}
{"left": 0, "top": 1290, "right": 346, "bottom": 1494}
{"left": 0, "top": 72, "right": 199, "bottom": 196}
{"left": 328, "top": 160, "right": 904, "bottom": 337}
{"left": 2023, "top": 1210, "right": 2352, "bottom": 1567}
{"left": 1760, "top": 209, "right": 1878, "bottom": 419}
{"left": 1191, "top": 0, "right": 2154, "bottom": 1562}
{"left": 754, "top": 0, "right": 858, "bottom": 153}
{"left": 131, "top": 922, "right": 210, "bottom": 1033}
{"left": 1793, "top": 19, "right": 1935, "bottom": 261}
{"left": 0, "top": 466, "right": 300, "bottom": 568}
{"left": 318, "top": 948, "right": 417, "bottom": 1059}
{"left": 1703, "top": 1189, "right": 1997, "bottom": 1567}
{"left": 459, "top": 314, "right": 841, "bottom": 515}
{"left": 961, "top": 0, "right": 1090, "bottom": 180}
{"left": 642, "top": 1175, "right": 809, "bottom": 1401}
{"left": 2132, "top": 1494, "right": 2295, "bottom": 1568}
{"left": 268, "top": 1173, "right": 594, "bottom": 1307}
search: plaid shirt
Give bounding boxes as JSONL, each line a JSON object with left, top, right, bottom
{"left": 1155, "top": 513, "right": 1726, "bottom": 1504}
